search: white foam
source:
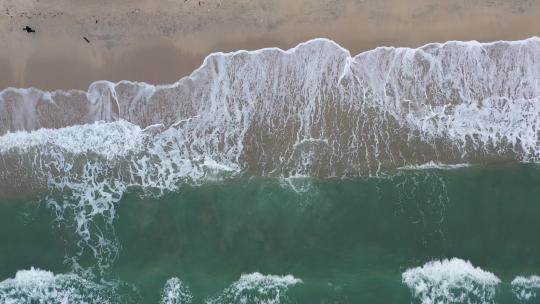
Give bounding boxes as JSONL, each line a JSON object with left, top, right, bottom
{"left": 398, "top": 161, "right": 472, "bottom": 170}
{"left": 402, "top": 258, "right": 500, "bottom": 304}
{"left": 0, "top": 120, "right": 144, "bottom": 158}
{"left": 161, "top": 277, "right": 193, "bottom": 304}
{"left": 0, "top": 267, "right": 127, "bottom": 304}
{"left": 2, "top": 36, "right": 540, "bottom": 273}
{"left": 512, "top": 275, "right": 540, "bottom": 302}
{"left": 206, "top": 272, "right": 302, "bottom": 304}
{"left": 2, "top": 37, "right": 540, "bottom": 176}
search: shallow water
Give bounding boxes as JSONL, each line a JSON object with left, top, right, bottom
{"left": 1, "top": 37, "right": 540, "bottom": 303}
{"left": 1, "top": 164, "right": 540, "bottom": 303}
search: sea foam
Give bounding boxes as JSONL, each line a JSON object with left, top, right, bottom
{"left": 398, "top": 161, "right": 472, "bottom": 170}
{"left": 402, "top": 258, "right": 500, "bottom": 304}
{"left": 0, "top": 267, "right": 134, "bottom": 304}
{"left": 1, "top": 37, "right": 539, "bottom": 178}
{"left": 1, "top": 37, "right": 539, "bottom": 274}
{"left": 206, "top": 272, "right": 302, "bottom": 304}
{"left": 512, "top": 275, "right": 540, "bottom": 302}
{"left": 161, "top": 277, "right": 193, "bottom": 304}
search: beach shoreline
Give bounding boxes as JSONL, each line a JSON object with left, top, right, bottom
{"left": 1, "top": 0, "right": 539, "bottom": 91}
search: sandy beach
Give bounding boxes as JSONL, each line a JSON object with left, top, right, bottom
{"left": 1, "top": 0, "right": 539, "bottom": 91}
{"left": 1, "top": 2, "right": 540, "bottom": 303}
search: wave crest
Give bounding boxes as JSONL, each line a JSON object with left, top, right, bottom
{"left": 2, "top": 37, "right": 540, "bottom": 274}
{"left": 0, "top": 267, "right": 136, "bottom": 304}
{"left": 402, "top": 258, "right": 500, "bottom": 304}
{"left": 206, "top": 273, "right": 302, "bottom": 304}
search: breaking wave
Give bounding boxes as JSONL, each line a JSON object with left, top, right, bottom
{"left": 206, "top": 273, "right": 302, "bottom": 304}
{"left": 0, "top": 267, "right": 137, "bottom": 304}
{"left": 402, "top": 258, "right": 501, "bottom": 304}
{"left": 2, "top": 37, "right": 540, "bottom": 181}
{"left": 512, "top": 275, "right": 540, "bottom": 303}
{"left": 160, "top": 278, "right": 193, "bottom": 304}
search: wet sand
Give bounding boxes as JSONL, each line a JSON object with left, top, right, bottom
{"left": 1, "top": 0, "right": 539, "bottom": 91}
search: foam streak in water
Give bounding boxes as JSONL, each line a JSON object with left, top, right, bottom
{"left": 2, "top": 37, "right": 540, "bottom": 273}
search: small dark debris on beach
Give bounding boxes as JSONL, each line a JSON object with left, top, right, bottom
{"left": 22, "top": 26, "right": 35, "bottom": 33}
{"left": 83, "top": 36, "right": 90, "bottom": 43}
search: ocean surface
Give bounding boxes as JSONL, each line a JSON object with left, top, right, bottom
{"left": 0, "top": 37, "right": 539, "bottom": 303}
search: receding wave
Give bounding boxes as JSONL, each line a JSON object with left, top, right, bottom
{"left": 160, "top": 277, "right": 192, "bottom": 304}
{"left": 1, "top": 37, "right": 539, "bottom": 273}
{"left": 1, "top": 37, "right": 539, "bottom": 182}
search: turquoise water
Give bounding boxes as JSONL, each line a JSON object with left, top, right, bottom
{"left": 1, "top": 37, "right": 540, "bottom": 303}
{"left": 1, "top": 163, "right": 539, "bottom": 303}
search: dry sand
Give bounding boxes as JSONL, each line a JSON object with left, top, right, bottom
{"left": 1, "top": 0, "right": 539, "bottom": 91}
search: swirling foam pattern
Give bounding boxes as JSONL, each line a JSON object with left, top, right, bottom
{"left": 1, "top": 37, "right": 539, "bottom": 274}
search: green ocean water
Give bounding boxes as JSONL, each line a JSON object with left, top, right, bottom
{"left": 1, "top": 163, "right": 539, "bottom": 303}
